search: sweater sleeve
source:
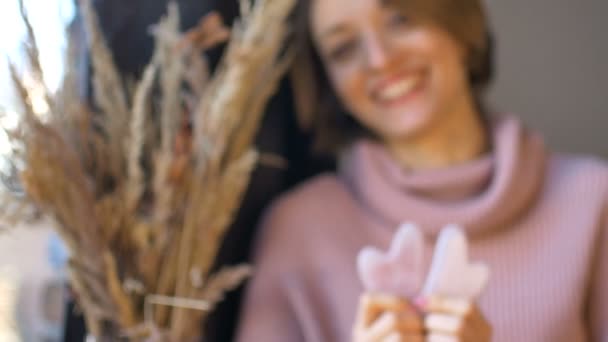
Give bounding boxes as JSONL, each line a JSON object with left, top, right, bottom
{"left": 235, "top": 202, "right": 305, "bottom": 342}
{"left": 588, "top": 201, "right": 608, "bottom": 341}
{"left": 236, "top": 272, "right": 303, "bottom": 342}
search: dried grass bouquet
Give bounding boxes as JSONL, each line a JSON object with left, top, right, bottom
{"left": 0, "top": 0, "right": 295, "bottom": 339}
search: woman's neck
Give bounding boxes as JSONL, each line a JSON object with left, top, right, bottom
{"left": 386, "top": 101, "right": 489, "bottom": 171}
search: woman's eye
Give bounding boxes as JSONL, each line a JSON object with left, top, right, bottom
{"left": 328, "top": 39, "right": 359, "bottom": 62}
{"left": 387, "top": 11, "right": 409, "bottom": 28}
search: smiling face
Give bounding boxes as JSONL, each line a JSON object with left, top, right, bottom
{"left": 310, "top": 0, "right": 477, "bottom": 144}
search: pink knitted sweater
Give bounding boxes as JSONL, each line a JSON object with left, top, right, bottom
{"left": 236, "top": 116, "right": 608, "bottom": 342}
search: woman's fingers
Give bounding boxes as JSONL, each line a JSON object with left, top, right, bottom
{"left": 426, "top": 332, "right": 459, "bottom": 342}
{"left": 415, "top": 295, "right": 492, "bottom": 342}
{"left": 424, "top": 313, "right": 463, "bottom": 335}
{"left": 353, "top": 294, "right": 489, "bottom": 342}
{"left": 356, "top": 293, "right": 413, "bottom": 327}
{"left": 365, "top": 312, "right": 400, "bottom": 340}
{"left": 353, "top": 293, "right": 424, "bottom": 342}
{"left": 382, "top": 332, "right": 425, "bottom": 342}
{"left": 418, "top": 296, "right": 473, "bottom": 317}
{"left": 365, "top": 311, "right": 424, "bottom": 340}
{"left": 382, "top": 332, "right": 403, "bottom": 342}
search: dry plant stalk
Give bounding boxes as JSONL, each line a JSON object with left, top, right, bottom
{"left": 1, "top": 0, "right": 295, "bottom": 340}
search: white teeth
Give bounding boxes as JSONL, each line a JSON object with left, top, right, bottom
{"left": 377, "top": 78, "right": 417, "bottom": 101}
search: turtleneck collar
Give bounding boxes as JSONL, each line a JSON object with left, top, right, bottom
{"left": 340, "top": 116, "right": 547, "bottom": 237}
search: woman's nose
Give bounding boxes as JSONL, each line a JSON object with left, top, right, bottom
{"left": 363, "top": 32, "right": 390, "bottom": 70}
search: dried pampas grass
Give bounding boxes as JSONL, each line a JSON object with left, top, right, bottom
{"left": 0, "top": 0, "right": 295, "bottom": 340}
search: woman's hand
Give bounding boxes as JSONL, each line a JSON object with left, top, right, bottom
{"left": 353, "top": 293, "right": 491, "bottom": 342}
{"left": 353, "top": 293, "right": 424, "bottom": 342}
{"left": 415, "top": 295, "right": 492, "bottom": 342}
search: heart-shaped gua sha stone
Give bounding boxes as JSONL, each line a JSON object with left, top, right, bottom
{"left": 357, "top": 223, "right": 424, "bottom": 298}
{"left": 422, "top": 225, "right": 489, "bottom": 300}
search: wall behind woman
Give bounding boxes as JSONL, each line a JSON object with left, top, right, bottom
{"left": 486, "top": 0, "right": 607, "bottom": 158}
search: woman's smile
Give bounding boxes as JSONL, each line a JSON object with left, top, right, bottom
{"left": 370, "top": 69, "right": 428, "bottom": 109}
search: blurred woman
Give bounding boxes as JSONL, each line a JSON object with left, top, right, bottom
{"left": 236, "top": 0, "right": 608, "bottom": 341}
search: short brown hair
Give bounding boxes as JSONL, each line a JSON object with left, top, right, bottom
{"left": 290, "top": 0, "right": 494, "bottom": 154}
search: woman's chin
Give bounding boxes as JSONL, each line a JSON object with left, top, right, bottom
{"left": 377, "top": 110, "right": 436, "bottom": 142}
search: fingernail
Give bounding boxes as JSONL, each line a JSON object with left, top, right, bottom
{"left": 413, "top": 295, "right": 428, "bottom": 310}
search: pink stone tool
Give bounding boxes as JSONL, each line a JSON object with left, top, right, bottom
{"left": 422, "top": 225, "right": 489, "bottom": 300}
{"left": 357, "top": 224, "right": 489, "bottom": 300}
{"left": 356, "top": 223, "right": 424, "bottom": 298}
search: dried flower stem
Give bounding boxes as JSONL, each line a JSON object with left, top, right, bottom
{"left": 80, "top": 0, "right": 130, "bottom": 179}
{"left": 126, "top": 62, "right": 157, "bottom": 211}
{"left": 3, "top": 0, "right": 298, "bottom": 339}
